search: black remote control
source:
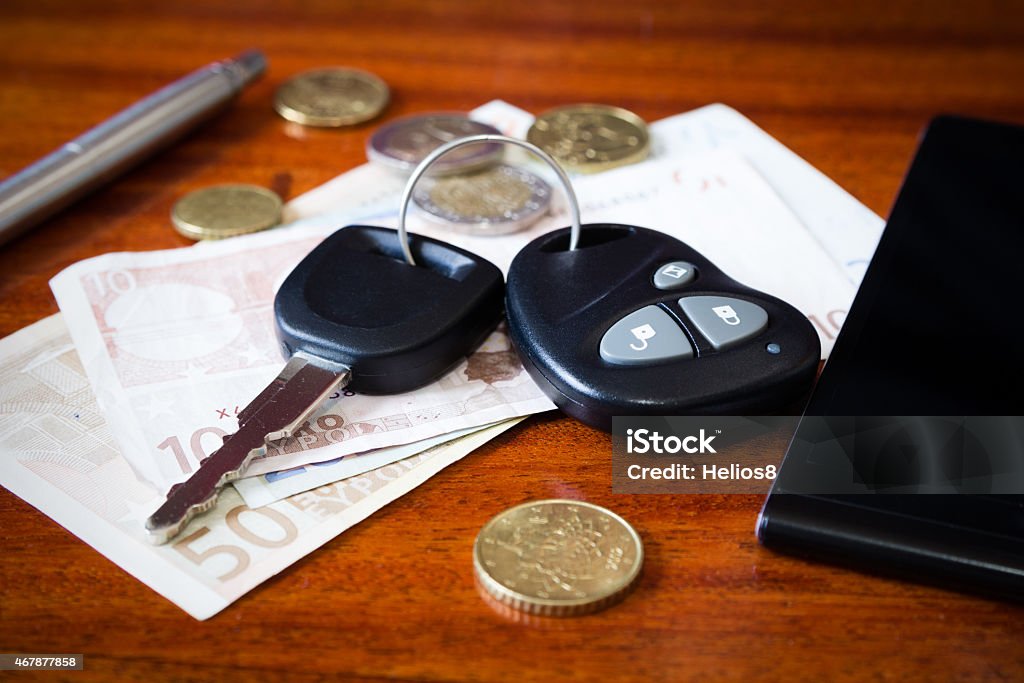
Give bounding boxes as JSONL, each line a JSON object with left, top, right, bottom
{"left": 506, "top": 224, "right": 821, "bottom": 431}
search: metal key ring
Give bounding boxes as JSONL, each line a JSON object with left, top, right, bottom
{"left": 396, "top": 134, "right": 582, "bottom": 266}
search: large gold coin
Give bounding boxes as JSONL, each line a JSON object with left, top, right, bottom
{"left": 527, "top": 104, "right": 650, "bottom": 173}
{"left": 171, "top": 184, "right": 283, "bottom": 241}
{"left": 274, "top": 68, "right": 389, "bottom": 127}
{"left": 473, "top": 499, "right": 643, "bottom": 616}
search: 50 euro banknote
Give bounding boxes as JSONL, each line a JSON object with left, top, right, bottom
{"left": 0, "top": 314, "right": 523, "bottom": 620}
{"left": 50, "top": 224, "right": 553, "bottom": 490}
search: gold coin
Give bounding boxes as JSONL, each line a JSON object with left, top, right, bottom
{"left": 274, "top": 68, "right": 389, "bottom": 127}
{"left": 473, "top": 499, "right": 643, "bottom": 616}
{"left": 171, "top": 184, "right": 283, "bottom": 241}
{"left": 527, "top": 104, "right": 650, "bottom": 173}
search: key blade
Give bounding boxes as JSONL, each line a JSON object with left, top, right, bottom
{"left": 257, "top": 354, "right": 351, "bottom": 442}
{"left": 238, "top": 353, "right": 348, "bottom": 424}
{"left": 145, "top": 425, "right": 266, "bottom": 544}
{"left": 145, "top": 356, "right": 351, "bottom": 545}
{"left": 236, "top": 355, "right": 307, "bottom": 424}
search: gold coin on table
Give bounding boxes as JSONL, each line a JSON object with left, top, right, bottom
{"left": 274, "top": 68, "right": 389, "bottom": 127}
{"left": 526, "top": 103, "right": 650, "bottom": 173}
{"left": 473, "top": 499, "right": 643, "bottom": 616}
{"left": 171, "top": 184, "right": 283, "bottom": 241}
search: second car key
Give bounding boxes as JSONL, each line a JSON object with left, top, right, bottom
{"left": 145, "top": 225, "right": 504, "bottom": 543}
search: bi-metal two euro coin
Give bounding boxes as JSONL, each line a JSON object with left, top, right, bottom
{"left": 171, "top": 184, "right": 283, "bottom": 241}
{"left": 412, "top": 163, "right": 551, "bottom": 236}
{"left": 274, "top": 68, "right": 390, "bottom": 127}
{"left": 473, "top": 499, "right": 644, "bottom": 616}
{"left": 367, "top": 113, "right": 504, "bottom": 176}
{"left": 527, "top": 103, "right": 650, "bottom": 173}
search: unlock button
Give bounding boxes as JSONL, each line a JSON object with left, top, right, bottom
{"left": 599, "top": 306, "right": 694, "bottom": 366}
{"left": 678, "top": 296, "right": 768, "bottom": 350}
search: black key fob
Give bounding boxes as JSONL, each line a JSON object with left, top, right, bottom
{"left": 275, "top": 225, "right": 504, "bottom": 394}
{"left": 506, "top": 224, "right": 820, "bottom": 431}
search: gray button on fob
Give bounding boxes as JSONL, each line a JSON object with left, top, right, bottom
{"left": 678, "top": 296, "right": 768, "bottom": 350}
{"left": 652, "top": 261, "right": 696, "bottom": 289}
{"left": 600, "top": 305, "right": 694, "bottom": 365}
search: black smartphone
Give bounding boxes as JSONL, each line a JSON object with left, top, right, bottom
{"left": 758, "top": 115, "right": 1024, "bottom": 600}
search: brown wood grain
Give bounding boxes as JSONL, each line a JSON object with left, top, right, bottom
{"left": 2, "top": 1, "right": 1023, "bottom": 680}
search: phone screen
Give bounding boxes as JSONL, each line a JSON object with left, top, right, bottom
{"left": 806, "top": 115, "right": 1024, "bottom": 416}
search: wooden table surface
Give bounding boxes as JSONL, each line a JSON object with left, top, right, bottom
{"left": 2, "top": 1, "right": 1023, "bottom": 680}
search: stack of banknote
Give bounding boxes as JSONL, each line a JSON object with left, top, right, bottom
{"left": 0, "top": 101, "right": 884, "bottom": 620}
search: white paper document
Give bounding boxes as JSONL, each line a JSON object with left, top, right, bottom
{"left": 232, "top": 423, "right": 490, "bottom": 508}
{"left": 289, "top": 100, "right": 885, "bottom": 285}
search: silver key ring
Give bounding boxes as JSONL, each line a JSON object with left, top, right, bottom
{"left": 396, "top": 134, "right": 582, "bottom": 266}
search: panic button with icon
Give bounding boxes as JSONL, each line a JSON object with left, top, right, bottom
{"left": 652, "top": 261, "right": 697, "bottom": 290}
{"left": 599, "top": 306, "right": 694, "bottom": 365}
{"left": 678, "top": 296, "right": 768, "bottom": 350}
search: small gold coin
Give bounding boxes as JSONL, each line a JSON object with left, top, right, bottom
{"left": 274, "top": 68, "right": 389, "bottom": 127}
{"left": 171, "top": 184, "right": 283, "bottom": 241}
{"left": 473, "top": 499, "right": 643, "bottom": 616}
{"left": 527, "top": 104, "right": 650, "bottom": 173}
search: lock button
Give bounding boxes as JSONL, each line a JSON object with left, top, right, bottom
{"left": 678, "top": 296, "right": 768, "bottom": 351}
{"left": 599, "top": 305, "right": 694, "bottom": 366}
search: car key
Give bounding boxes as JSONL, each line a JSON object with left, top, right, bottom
{"left": 366, "top": 133, "right": 818, "bottom": 434}
{"left": 505, "top": 223, "right": 822, "bottom": 431}
{"left": 145, "top": 225, "right": 504, "bottom": 543}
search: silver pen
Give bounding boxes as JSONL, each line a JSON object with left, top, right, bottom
{"left": 0, "top": 49, "right": 267, "bottom": 246}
